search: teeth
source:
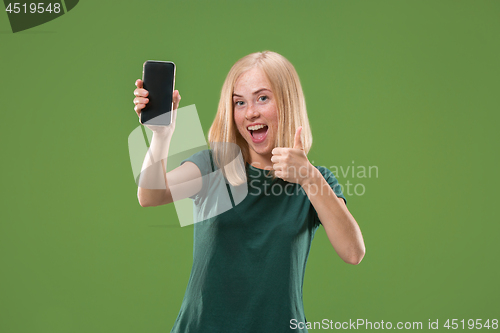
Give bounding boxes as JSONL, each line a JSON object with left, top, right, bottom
{"left": 247, "top": 124, "right": 266, "bottom": 131}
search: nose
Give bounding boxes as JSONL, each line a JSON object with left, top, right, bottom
{"left": 245, "top": 103, "right": 259, "bottom": 120}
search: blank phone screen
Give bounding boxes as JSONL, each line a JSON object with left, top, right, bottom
{"left": 141, "top": 61, "right": 175, "bottom": 126}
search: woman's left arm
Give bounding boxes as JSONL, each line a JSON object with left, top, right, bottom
{"left": 271, "top": 127, "right": 365, "bottom": 265}
{"left": 300, "top": 168, "right": 365, "bottom": 265}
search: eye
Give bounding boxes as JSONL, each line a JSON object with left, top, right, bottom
{"left": 258, "top": 95, "right": 268, "bottom": 102}
{"left": 234, "top": 101, "right": 245, "bottom": 106}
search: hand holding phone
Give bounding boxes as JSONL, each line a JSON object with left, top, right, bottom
{"left": 134, "top": 80, "right": 181, "bottom": 135}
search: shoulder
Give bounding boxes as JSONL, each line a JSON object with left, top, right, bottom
{"left": 187, "top": 149, "right": 212, "bottom": 161}
{"left": 313, "top": 165, "right": 347, "bottom": 205}
{"left": 314, "top": 165, "right": 335, "bottom": 180}
{"left": 181, "top": 149, "right": 214, "bottom": 176}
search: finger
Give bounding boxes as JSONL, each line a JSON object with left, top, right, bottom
{"left": 134, "top": 88, "right": 149, "bottom": 98}
{"left": 134, "top": 104, "right": 145, "bottom": 117}
{"left": 293, "top": 126, "right": 303, "bottom": 150}
{"left": 272, "top": 147, "right": 284, "bottom": 155}
{"left": 172, "top": 90, "right": 181, "bottom": 110}
{"left": 271, "top": 155, "right": 280, "bottom": 163}
{"left": 133, "top": 97, "right": 149, "bottom": 105}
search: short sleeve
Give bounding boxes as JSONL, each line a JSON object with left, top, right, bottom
{"left": 180, "top": 149, "right": 214, "bottom": 200}
{"left": 311, "top": 166, "right": 347, "bottom": 227}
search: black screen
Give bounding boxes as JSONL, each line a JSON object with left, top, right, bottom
{"left": 141, "top": 61, "right": 175, "bottom": 126}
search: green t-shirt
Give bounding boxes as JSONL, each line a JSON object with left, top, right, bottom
{"left": 171, "top": 150, "right": 346, "bottom": 333}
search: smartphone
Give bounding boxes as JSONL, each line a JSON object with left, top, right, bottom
{"left": 140, "top": 60, "right": 176, "bottom": 126}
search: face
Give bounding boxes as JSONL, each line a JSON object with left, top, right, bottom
{"left": 233, "top": 67, "right": 278, "bottom": 166}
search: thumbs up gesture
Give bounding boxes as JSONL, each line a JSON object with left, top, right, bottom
{"left": 271, "top": 126, "right": 313, "bottom": 185}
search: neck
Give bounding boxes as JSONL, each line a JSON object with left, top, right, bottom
{"left": 248, "top": 151, "right": 273, "bottom": 170}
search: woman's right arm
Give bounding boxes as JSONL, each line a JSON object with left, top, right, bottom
{"left": 133, "top": 79, "right": 202, "bottom": 207}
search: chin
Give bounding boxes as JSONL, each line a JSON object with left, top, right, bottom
{"left": 249, "top": 142, "right": 273, "bottom": 156}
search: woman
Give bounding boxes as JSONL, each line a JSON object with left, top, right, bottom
{"left": 133, "top": 51, "right": 365, "bottom": 332}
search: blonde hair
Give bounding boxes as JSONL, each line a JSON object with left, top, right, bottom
{"left": 208, "top": 51, "right": 313, "bottom": 185}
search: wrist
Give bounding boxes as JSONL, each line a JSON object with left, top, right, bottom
{"left": 151, "top": 129, "right": 172, "bottom": 142}
{"left": 299, "top": 163, "right": 321, "bottom": 188}
{"left": 148, "top": 130, "right": 171, "bottom": 162}
{"left": 147, "top": 123, "right": 174, "bottom": 138}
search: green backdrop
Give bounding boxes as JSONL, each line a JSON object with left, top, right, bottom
{"left": 1, "top": 1, "right": 499, "bottom": 332}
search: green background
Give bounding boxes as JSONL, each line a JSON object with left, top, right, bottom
{"left": 1, "top": 1, "right": 499, "bottom": 332}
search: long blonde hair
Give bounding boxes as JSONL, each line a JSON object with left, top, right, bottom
{"left": 208, "top": 51, "right": 313, "bottom": 185}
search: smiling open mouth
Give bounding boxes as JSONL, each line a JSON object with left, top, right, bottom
{"left": 247, "top": 124, "right": 268, "bottom": 143}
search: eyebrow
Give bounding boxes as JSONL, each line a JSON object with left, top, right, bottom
{"left": 233, "top": 88, "right": 271, "bottom": 98}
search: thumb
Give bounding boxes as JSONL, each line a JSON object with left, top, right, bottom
{"left": 293, "top": 126, "right": 304, "bottom": 150}
{"left": 173, "top": 90, "right": 181, "bottom": 110}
